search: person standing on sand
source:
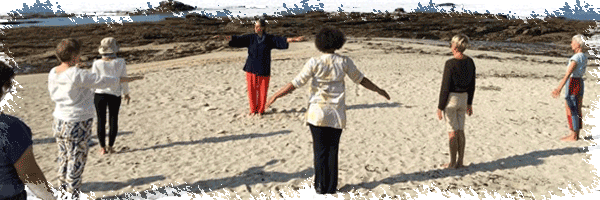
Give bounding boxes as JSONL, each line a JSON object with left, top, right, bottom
{"left": 92, "top": 37, "right": 131, "bottom": 155}
{"left": 551, "top": 34, "right": 588, "bottom": 141}
{"left": 48, "top": 38, "right": 142, "bottom": 199}
{"left": 436, "top": 34, "right": 476, "bottom": 169}
{"left": 265, "top": 27, "right": 390, "bottom": 194}
{"left": 214, "top": 18, "right": 305, "bottom": 117}
{"left": 1, "top": 62, "right": 57, "bottom": 200}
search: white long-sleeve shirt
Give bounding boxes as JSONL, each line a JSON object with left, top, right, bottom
{"left": 48, "top": 66, "right": 119, "bottom": 122}
{"left": 91, "top": 58, "right": 129, "bottom": 96}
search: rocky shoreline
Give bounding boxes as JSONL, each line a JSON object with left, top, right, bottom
{"left": 1, "top": 11, "right": 597, "bottom": 74}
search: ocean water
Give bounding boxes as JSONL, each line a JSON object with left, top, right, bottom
{"left": 0, "top": 0, "right": 599, "bottom": 28}
{"left": 2, "top": 0, "right": 595, "bottom": 18}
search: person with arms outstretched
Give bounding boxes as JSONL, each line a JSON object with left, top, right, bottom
{"left": 265, "top": 27, "right": 390, "bottom": 194}
{"left": 48, "top": 38, "right": 142, "bottom": 199}
{"left": 215, "top": 18, "right": 305, "bottom": 117}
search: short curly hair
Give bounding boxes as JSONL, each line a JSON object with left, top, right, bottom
{"left": 0, "top": 61, "right": 15, "bottom": 97}
{"left": 55, "top": 38, "right": 81, "bottom": 63}
{"left": 315, "top": 27, "right": 346, "bottom": 52}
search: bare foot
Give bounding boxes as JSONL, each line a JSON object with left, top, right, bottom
{"left": 560, "top": 131, "right": 579, "bottom": 141}
{"left": 560, "top": 134, "right": 579, "bottom": 141}
{"left": 442, "top": 163, "right": 457, "bottom": 169}
{"left": 107, "top": 146, "right": 115, "bottom": 154}
{"left": 246, "top": 112, "right": 256, "bottom": 118}
{"left": 455, "top": 163, "right": 467, "bottom": 169}
{"left": 99, "top": 148, "right": 107, "bottom": 155}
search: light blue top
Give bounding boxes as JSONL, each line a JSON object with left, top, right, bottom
{"left": 569, "top": 53, "right": 587, "bottom": 78}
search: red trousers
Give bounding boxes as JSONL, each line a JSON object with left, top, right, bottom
{"left": 246, "top": 72, "right": 270, "bottom": 114}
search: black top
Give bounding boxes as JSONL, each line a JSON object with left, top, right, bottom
{"left": 438, "top": 57, "right": 476, "bottom": 110}
{"left": 228, "top": 33, "right": 289, "bottom": 76}
{"left": 0, "top": 114, "right": 33, "bottom": 199}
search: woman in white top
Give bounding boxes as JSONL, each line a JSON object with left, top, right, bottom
{"left": 92, "top": 37, "right": 130, "bottom": 155}
{"left": 47, "top": 38, "right": 142, "bottom": 199}
{"left": 265, "top": 27, "right": 390, "bottom": 194}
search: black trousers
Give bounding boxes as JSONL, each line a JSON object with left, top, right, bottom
{"left": 93, "top": 93, "right": 122, "bottom": 148}
{"left": 309, "top": 124, "right": 343, "bottom": 194}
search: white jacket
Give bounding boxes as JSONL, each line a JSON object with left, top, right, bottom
{"left": 48, "top": 67, "right": 119, "bottom": 122}
{"left": 92, "top": 58, "right": 129, "bottom": 96}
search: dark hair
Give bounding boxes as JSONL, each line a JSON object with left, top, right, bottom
{"left": 255, "top": 18, "right": 267, "bottom": 28}
{"left": 0, "top": 62, "right": 15, "bottom": 97}
{"left": 55, "top": 38, "right": 81, "bottom": 63}
{"left": 315, "top": 27, "right": 346, "bottom": 52}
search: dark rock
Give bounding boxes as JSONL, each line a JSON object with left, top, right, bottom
{"left": 3, "top": 10, "right": 595, "bottom": 75}
{"left": 128, "top": 0, "right": 195, "bottom": 15}
{"left": 157, "top": 0, "right": 196, "bottom": 12}
{"left": 185, "top": 13, "right": 210, "bottom": 20}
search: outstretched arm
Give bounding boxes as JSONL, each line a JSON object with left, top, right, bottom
{"left": 212, "top": 35, "right": 232, "bottom": 41}
{"left": 360, "top": 77, "right": 390, "bottom": 100}
{"left": 286, "top": 36, "right": 305, "bottom": 43}
{"left": 265, "top": 83, "right": 296, "bottom": 109}
{"left": 120, "top": 75, "right": 143, "bottom": 83}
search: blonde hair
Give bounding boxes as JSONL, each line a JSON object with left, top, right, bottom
{"left": 572, "top": 34, "right": 586, "bottom": 47}
{"left": 451, "top": 34, "right": 470, "bottom": 53}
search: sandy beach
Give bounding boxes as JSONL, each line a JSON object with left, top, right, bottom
{"left": 8, "top": 38, "right": 598, "bottom": 199}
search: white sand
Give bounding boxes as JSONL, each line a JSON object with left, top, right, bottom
{"left": 10, "top": 39, "right": 598, "bottom": 199}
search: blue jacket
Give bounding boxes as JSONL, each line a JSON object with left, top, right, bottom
{"left": 229, "top": 33, "right": 289, "bottom": 76}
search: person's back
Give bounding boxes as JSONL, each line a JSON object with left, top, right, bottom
{"left": 292, "top": 53, "right": 365, "bottom": 129}
{"left": 446, "top": 57, "right": 476, "bottom": 93}
{"left": 265, "top": 27, "right": 389, "bottom": 194}
{"left": 304, "top": 54, "right": 360, "bottom": 104}
{"left": 92, "top": 58, "right": 128, "bottom": 96}
{"left": 48, "top": 66, "right": 117, "bottom": 122}
{"left": 0, "top": 114, "right": 32, "bottom": 199}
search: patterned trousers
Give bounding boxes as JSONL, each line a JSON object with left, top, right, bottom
{"left": 52, "top": 118, "right": 93, "bottom": 195}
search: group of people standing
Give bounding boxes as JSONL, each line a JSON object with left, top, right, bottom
{"left": 1, "top": 37, "right": 142, "bottom": 200}
{"left": 0, "top": 17, "right": 589, "bottom": 199}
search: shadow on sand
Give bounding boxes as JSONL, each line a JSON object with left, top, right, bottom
{"left": 270, "top": 102, "right": 404, "bottom": 114}
{"left": 127, "top": 130, "right": 292, "bottom": 153}
{"left": 33, "top": 131, "right": 134, "bottom": 145}
{"left": 96, "top": 159, "right": 313, "bottom": 200}
{"left": 81, "top": 175, "right": 167, "bottom": 193}
{"left": 339, "top": 146, "right": 589, "bottom": 192}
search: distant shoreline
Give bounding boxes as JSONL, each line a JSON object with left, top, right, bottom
{"left": 1, "top": 11, "right": 597, "bottom": 75}
{"left": 1, "top": 8, "right": 598, "bottom": 27}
